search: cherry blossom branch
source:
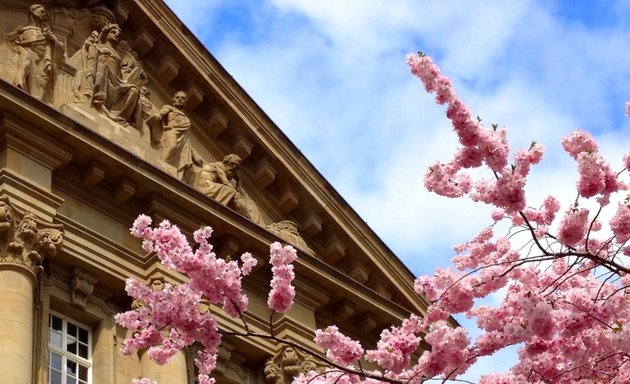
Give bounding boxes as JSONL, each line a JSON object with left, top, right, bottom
{"left": 220, "top": 330, "right": 407, "bottom": 384}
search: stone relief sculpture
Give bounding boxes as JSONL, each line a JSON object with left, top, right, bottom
{"left": 0, "top": 4, "right": 312, "bottom": 253}
{"left": 194, "top": 154, "right": 264, "bottom": 224}
{"left": 148, "top": 91, "right": 202, "bottom": 180}
{"left": 4, "top": 4, "right": 65, "bottom": 103}
{"left": 70, "top": 23, "right": 143, "bottom": 128}
{"left": 139, "top": 86, "right": 156, "bottom": 120}
{"left": 265, "top": 221, "right": 312, "bottom": 253}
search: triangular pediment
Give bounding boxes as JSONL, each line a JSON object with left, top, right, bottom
{"left": 0, "top": 0, "right": 430, "bottom": 345}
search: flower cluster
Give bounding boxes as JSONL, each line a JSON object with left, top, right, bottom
{"left": 556, "top": 206, "right": 590, "bottom": 247}
{"left": 132, "top": 379, "right": 157, "bottom": 384}
{"left": 314, "top": 325, "right": 364, "bottom": 366}
{"left": 267, "top": 242, "right": 297, "bottom": 313}
{"left": 610, "top": 198, "right": 630, "bottom": 244}
{"left": 562, "top": 130, "right": 621, "bottom": 199}
{"left": 408, "top": 53, "right": 537, "bottom": 214}
{"left": 118, "top": 215, "right": 280, "bottom": 384}
{"left": 366, "top": 315, "right": 422, "bottom": 373}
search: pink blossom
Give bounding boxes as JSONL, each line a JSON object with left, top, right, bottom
{"left": 556, "top": 207, "right": 590, "bottom": 247}
{"left": 610, "top": 201, "right": 630, "bottom": 244}
{"left": 561, "top": 130, "right": 598, "bottom": 159}
{"left": 575, "top": 151, "right": 619, "bottom": 198}
{"left": 114, "top": 55, "right": 630, "bottom": 384}
{"left": 424, "top": 161, "right": 470, "bottom": 198}
{"left": 314, "top": 326, "right": 364, "bottom": 365}
{"left": 367, "top": 315, "right": 422, "bottom": 373}
{"left": 240, "top": 252, "right": 257, "bottom": 275}
{"left": 491, "top": 209, "right": 505, "bottom": 222}
{"left": 132, "top": 379, "right": 157, "bottom": 384}
{"left": 267, "top": 242, "right": 297, "bottom": 313}
{"left": 418, "top": 321, "right": 471, "bottom": 377}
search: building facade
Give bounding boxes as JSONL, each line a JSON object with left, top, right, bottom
{"left": 0, "top": 1, "right": 432, "bottom": 383}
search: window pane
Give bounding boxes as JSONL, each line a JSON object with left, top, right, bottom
{"left": 79, "top": 344, "right": 88, "bottom": 358}
{"left": 51, "top": 315, "right": 63, "bottom": 331}
{"left": 67, "top": 378, "right": 77, "bottom": 384}
{"left": 67, "top": 323, "right": 77, "bottom": 338}
{"left": 49, "top": 370, "right": 62, "bottom": 384}
{"left": 67, "top": 360, "right": 77, "bottom": 376}
{"left": 50, "top": 352, "right": 62, "bottom": 370}
{"left": 67, "top": 339, "right": 77, "bottom": 354}
{"left": 79, "top": 365, "right": 88, "bottom": 380}
{"left": 79, "top": 328, "right": 88, "bottom": 343}
{"left": 49, "top": 330, "right": 62, "bottom": 348}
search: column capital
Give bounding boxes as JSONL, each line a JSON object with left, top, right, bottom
{"left": 0, "top": 196, "right": 63, "bottom": 278}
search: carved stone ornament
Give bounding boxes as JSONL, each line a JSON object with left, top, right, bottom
{"left": 0, "top": 4, "right": 146, "bottom": 127}
{"left": 70, "top": 267, "right": 98, "bottom": 309}
{"left": 0, "top": 197, "right": 64, "bottom": 275}
{"left": 0, "top": 5, "right": 314, "bottom": 253}
{"left": 264, "top": 346, "right": 325, "bottom": 384}
{"left": 193, "top": 154, "right": 263, "bottom": 222}
{"left": 265, "top": 220, "right": 312, "bottom": 253}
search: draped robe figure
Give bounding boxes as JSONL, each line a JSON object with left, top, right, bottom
{"left": 148, "top": 91, "right": 197, "bottom": 180}
{"left": 70, "top": 23, "right": 141, "bottom": 128}
{"left": 7, "top": 4, "right": 65, "bottom": 103}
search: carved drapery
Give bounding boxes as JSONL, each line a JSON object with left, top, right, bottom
{"left": 0, "top": 197, "right": 64, "bottom": 276}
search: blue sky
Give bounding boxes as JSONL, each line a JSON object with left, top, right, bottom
{"left": 163, "top": 0, "right": 630, "bottom": 380}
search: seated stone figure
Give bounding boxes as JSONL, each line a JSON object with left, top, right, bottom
{"left": 195, "top": 154, "right": 263, "bottom": 224}
{"left": 70, "top": 23, "right": 142, "bottom": 129}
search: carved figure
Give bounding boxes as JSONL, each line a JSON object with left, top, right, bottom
{"left": 90, "top": 24, "right": 142, "bottom": 127}
{"left": 148, "top": 91, "right": 201, "bottom": 179}
{"left": 0, "top": 197, "right": 63, "bottom": 272}
{"left": 6, "top": 4, "right": 65, "bottom": 102}
{"left": 70, "top": 23, "right": 142, "bottom": 128}
{"left": 281, "top": 347, "right": 300, "bottom": 375}
{"left": 265, "top": 220, "right": 312, "bottom": 253}
{"left": 195, "top": 154, "right": 263, "bottom": 223}
{"left": 139, "top": 86, "right": 155, "bottom": 120}
{"left": 88, "top": 6, "right": 116, "bottom": 31}
{"left": 66, "top": 7, "right": 114, "bottom": 104}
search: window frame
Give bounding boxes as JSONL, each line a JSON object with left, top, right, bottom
{"left": 47, "top": 312, "right": 93, "bottom": 384}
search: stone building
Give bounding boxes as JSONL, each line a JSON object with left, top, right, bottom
{"left": 0, "top": 1, "right": 435, "bottom": 383}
